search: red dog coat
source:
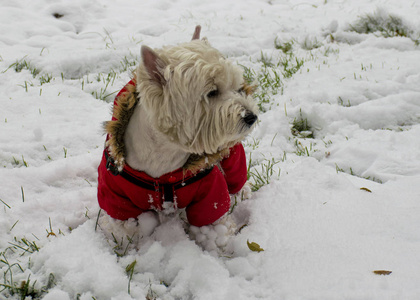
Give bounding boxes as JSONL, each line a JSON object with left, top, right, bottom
{"left": 97, "top": 81, "right": 247, "bottom": 227}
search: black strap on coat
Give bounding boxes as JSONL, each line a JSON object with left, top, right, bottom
{"left": 105, "top": 150, "right": 213, "bottom": 203}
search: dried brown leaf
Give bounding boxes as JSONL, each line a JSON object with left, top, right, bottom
{"left": 373, "top": 270, "right": 392, "bottom": 275}
{"left": 247, "top": 240, "right": 264, "bottom": 252}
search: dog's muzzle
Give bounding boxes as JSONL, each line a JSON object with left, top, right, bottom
{"left": 243, "top": 111, "right": 258, "bottom": 127}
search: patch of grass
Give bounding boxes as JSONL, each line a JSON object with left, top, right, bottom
{"left": 0, "top": 240, "right": 43, "bottom": 298}
{"left": 8, "top": 237, "right": 40, "bottom": 255}
{"left": 293, "top": 140, "right": 317, "bottom": 157}
{"left": 1, "top": 219, "right": 58, "bottom": 299}
{"left": 3, "top": 57, "right": 57, "bottom": 90}
{"left": 39, "top": 73, "right": 53, "bottom": 85}
{"left": 274, "top": 38, "right": 293, "bottom": 53}
{"left": 254, "top": 66, "right": 283, "bottom": 112}
{"left": 291, "top": 109, "right": 313, "bottom": 138}
{"left": 92, "top": 71, "right": 119, "bottom": 101}
{"left": 0, "top": 276, "right": 41, "bottom": 300}
{"left": 111, "top": 232, "right": 135, "bottom": 257}
{"left": 18, "top": 81, "right": 34, "bottom": 92}
{"left": 258, "top": 51, "right": 274, "bottom": 68}
{"left": 348, "top": 9, "right": 419, "bottom": 45}
{"left": 289, "top": 110, "right": 320, "bottom": 157}
{"left": 363, "top": 176, "right": 383, "bottom": 184}
{"left": 240, "top": 39, "right": 305, "bottom": 112}
{"left": 335, "top": 163, "right": 383, "bottom": 184}
{"left": 0, "top": 253, "right": 24, "bottom": 287}
{"left": 119, "top": 56, "right": 138, "bottom": 73}
{"left": 248, "top": 157, "right": 280, "bottom": 192}
{"left": 4, "top": 57, "right": 40, "bottom": 78}
{"left": 241, "top": 65, "right": 255, "bottom": 85}
{"left": 323, "top": 46, "right": 340, "bottom": 57}
{"left": 241, "top": 36, "right": 318, "bottom": 190}
{"left": 337, "top": 96, "right": 351, "bottom": 107}
{"left": 280, "top": 55, "right": 304, "bottom": 78}
{"left": 80, "top": 70, "right": 119, "bottom": 101}
{"left": 0, "top": 252, "right": 56, "bottom": 300}
{"left": 245, "top": 137, "right": 261, "bottom": 150}
{"left": 301, "top": 36, "right": 323, "bottom": 50}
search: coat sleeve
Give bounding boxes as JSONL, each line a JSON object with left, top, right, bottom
{"left": 185, "top": 167, "right": 231, "bottom": 227}
{"left": 219, "top": 143, "right": 248, "bottom": 194}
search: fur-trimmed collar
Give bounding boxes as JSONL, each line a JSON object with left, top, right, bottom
{"left": 104, "top": 77, "right": 242, "bottom": 175}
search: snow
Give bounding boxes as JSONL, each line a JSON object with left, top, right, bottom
{"left": 1, "top": 0, "right": 420, "bottom": 299}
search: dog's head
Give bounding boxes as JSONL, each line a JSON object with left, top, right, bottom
{"left": 136, "top": 26, "right": 258, "bottom": 155}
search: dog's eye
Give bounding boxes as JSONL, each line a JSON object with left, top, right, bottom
{"left": 207, "top": 89, "right": 219, "bottom": 98}
{"left": 237, "top": 87, "right": 245, "bottom": 94}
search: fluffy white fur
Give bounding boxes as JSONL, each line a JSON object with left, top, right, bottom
{"left": 124, "top": 30, "right": 258, "bottom": 178}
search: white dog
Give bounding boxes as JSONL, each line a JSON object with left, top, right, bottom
{"left": 97, "top": 26, "right": 257, "bottom": 252}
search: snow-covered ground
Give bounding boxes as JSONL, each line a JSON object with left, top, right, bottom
{"left": 1, "top": 0, "right": 420, "bottom": 299}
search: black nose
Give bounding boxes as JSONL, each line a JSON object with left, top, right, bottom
{"left": 243, "top": 112, "right": 258, "bottom": 126}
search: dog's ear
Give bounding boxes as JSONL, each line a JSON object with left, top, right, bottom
{"left": 141, "top": 45, "right": 166, "bottom": 85}
{"left": 191, "top": 25, "right": 201, "bottom": 40}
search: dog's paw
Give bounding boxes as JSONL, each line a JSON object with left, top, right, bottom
{"left": 189, "top": 214, "right": 236, "bottom": 255}
{"left": 97, "top": 211, "right": 160, "bottom": 253}
{"left": 137, "top": 211, "right": 160, "bottom": 237}
{"left": 97, "top": 212, "right": 140, "bottom": 252}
